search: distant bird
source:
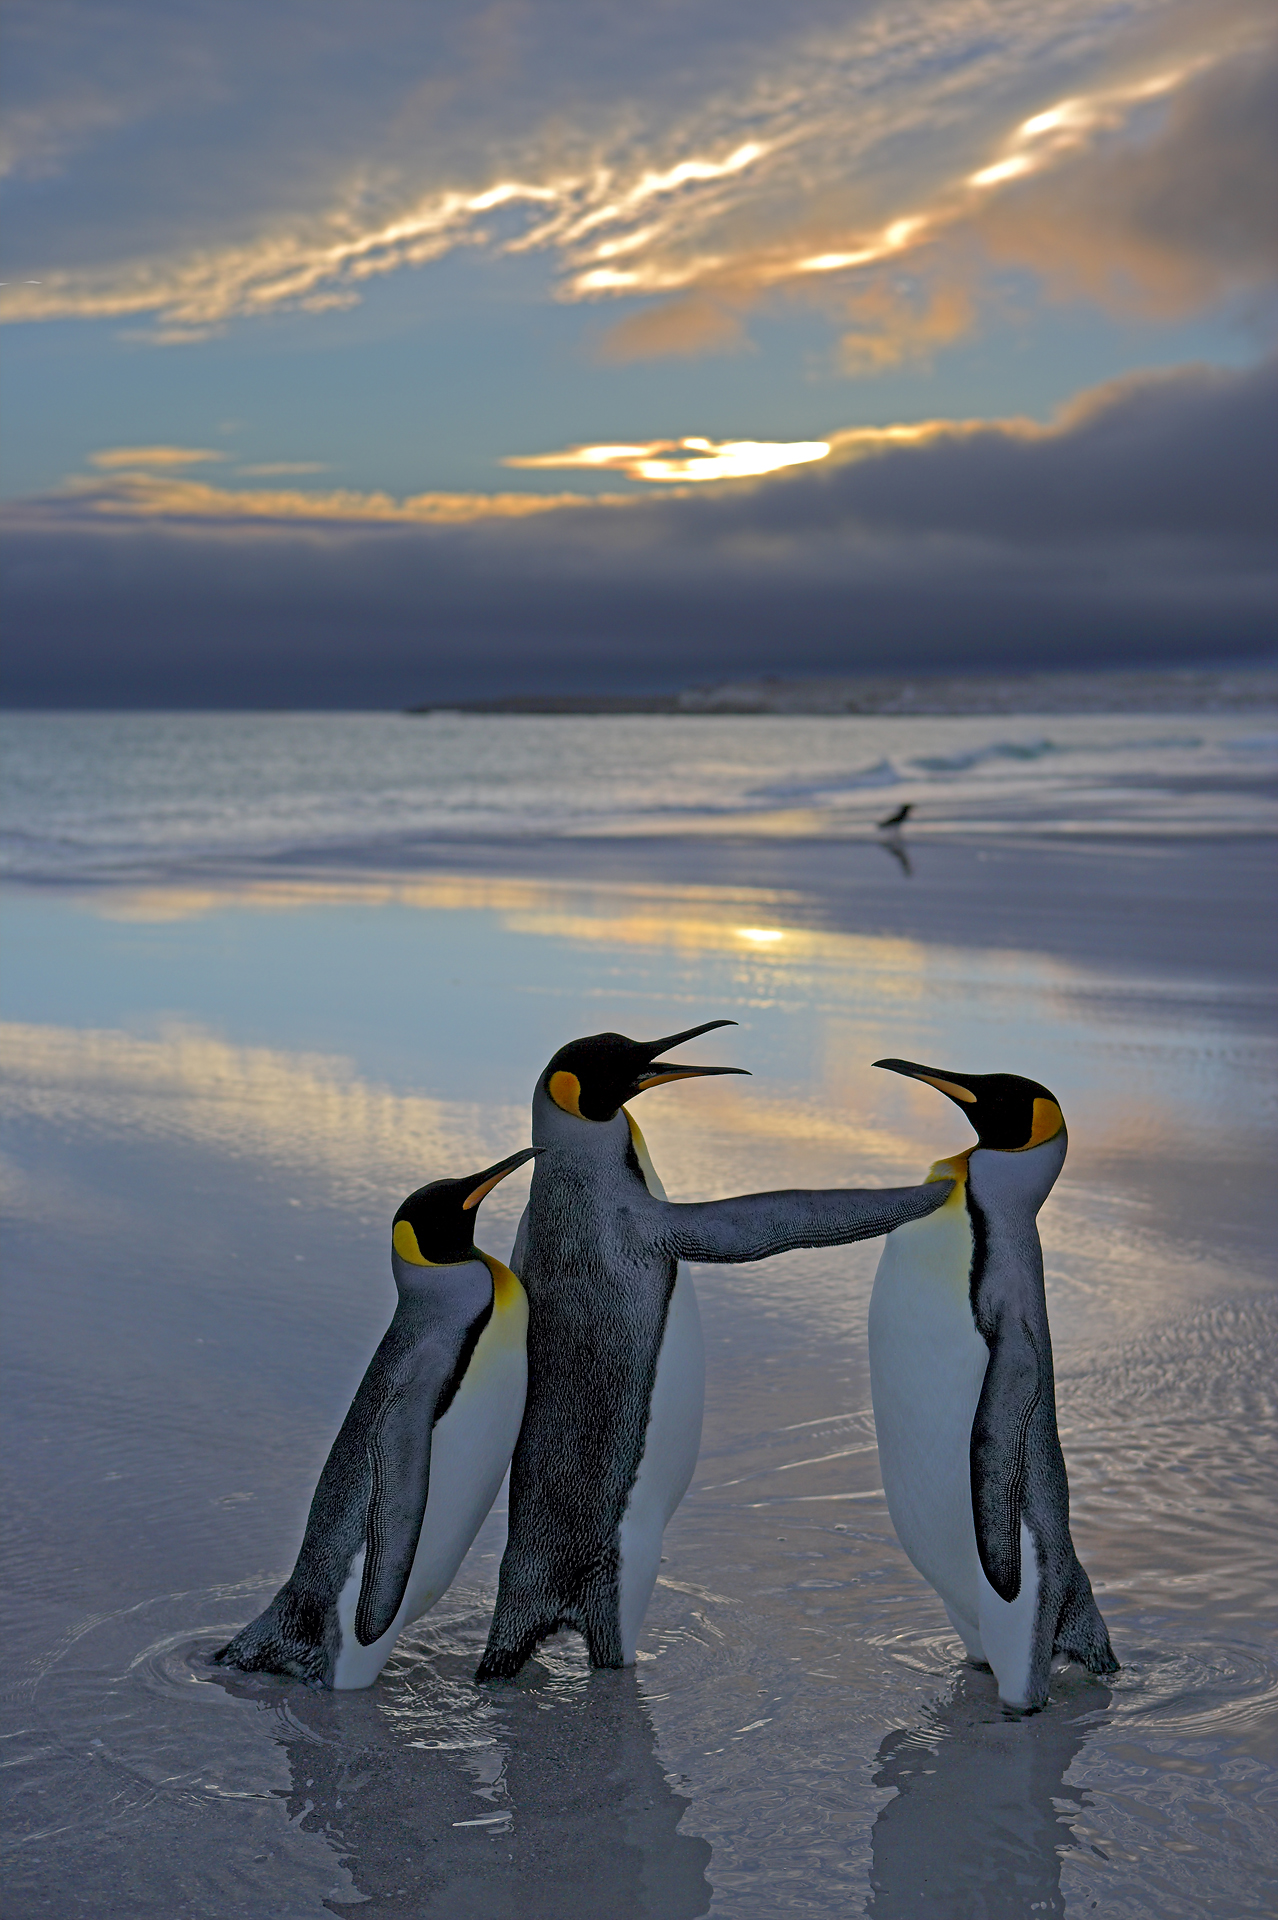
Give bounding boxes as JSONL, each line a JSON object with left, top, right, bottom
{"left": 867, "top": 1062, "right": 1117, "bottom": 1710}
{"left": 877, "top": 802, "right": 912, "bottom": 830}
{"left": 214, "top": 1148, "right": 536, "bottom": 1688}
{"left": 476, "top": 1022, "right": 953, "bottom": 1681}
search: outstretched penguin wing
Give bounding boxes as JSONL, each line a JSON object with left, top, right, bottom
{"left": 659, "top": 1180, "right": 953, "bottom": 1264}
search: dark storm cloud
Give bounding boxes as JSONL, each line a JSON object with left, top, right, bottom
{"left": 2, "top": 357, "right": 1274, "bottom": 707}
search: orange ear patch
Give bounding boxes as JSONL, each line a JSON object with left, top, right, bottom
{"left": 1022, "top": 1097, "right": 1065, "bottom": 1148}
{"left": 548, "top": 1069, "right": 584, "bottom": 1117}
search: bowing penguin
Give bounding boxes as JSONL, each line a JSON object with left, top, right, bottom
{"left": 868, "top": 1061, "right": 1117, "bottom": 1710}
{"left": 477, "top": 1022, "right": 952, "bottom": 1680}
{"left": 215, "top": 1148, "right": 535, "bottom": 1688}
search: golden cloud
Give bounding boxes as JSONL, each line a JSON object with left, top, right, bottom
{"left": 968, "top": 42, "right": 1278, "bottom": 317}
{"left": 505, "top": 436, "right": 829, "bottom": 483}
{"left": 4, "top": 9, "right": 1267, "bottom": 357}
{"left": 88, "top": 445, "right": 226, "bottom": 468}
{"left": 10, "top": 404, "right": 1016, "bottom": 529}
{"left": 54, "top": 467, "right": 605, "bottom": 524}
{"left": 235, "top": 461, "right": 330, "bottom": 477}
{"left": 594, "top": 295, "right": 751, "bottom": 363}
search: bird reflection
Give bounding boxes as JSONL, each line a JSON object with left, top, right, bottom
{"left": 875, "top": 802, "right": 913, "bottom": 875}
{"left": 866, "top": 1667, "right": 1111, "bottom": 1919}
{"left": 876, "top": 835, "right": 913, "bottom": 877}
{"left": 212, "top": 1655, "right": 711, "bottom": 1918}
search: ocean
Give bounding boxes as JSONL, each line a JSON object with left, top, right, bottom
{"left": 2, "top": 708, "right": 1276, "bottom": 1917}
{"left": 3, "top": 710, "right": 1276, "bottom": 877}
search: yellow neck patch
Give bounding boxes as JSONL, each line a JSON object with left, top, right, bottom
{"left": 925, "top": 1149, "right": 971, "bottom": 1204}
{"left": 548, "top": 1069, "right": 584, "bottom": 1117}
{"left": 477, "top": 1250, "right": 524, "bottom": 1313}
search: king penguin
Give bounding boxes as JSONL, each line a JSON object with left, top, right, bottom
{"left": 214, "top": 1147, "right": 536, "bottom": 1689}
{"left": 476, "top": 1022, "right": 953, "bottom": 1680}
{"left": 867, "top": 1061, "right": 1117, "bottom": 1711}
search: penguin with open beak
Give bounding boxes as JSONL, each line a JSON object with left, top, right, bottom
{"left": 867, "top": 1061, "right": 1117, "bottom": 1711}
{"left": 215, "top": 1147, "right": 536, "bottom": 1688}
{"left": 476, "top": 1021, "right": 953, "bottom": 1681}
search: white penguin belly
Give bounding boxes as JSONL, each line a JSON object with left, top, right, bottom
{"left": 333, "top": 1285, "right": 528, "bottom": 1689}
{"left": 616, "top": 1263, "right": 705, "bottom": 1663}
{"left": 868, "top": 1171, "right": 990, "bottom": 1640}
{"left": 977, "top": 1519, "right": 1041, "bottom": 1709}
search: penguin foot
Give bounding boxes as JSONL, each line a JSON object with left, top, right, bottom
{"left": 212, "top": 1591, "right": 333, "bottom": 1686}
{"left": 475, "top": 1636, "right": 540, "bottom": 1683}
{"left": 477, "top": 1643, "right": 533, "bottom": 1674}
{"left": 1053, "top": 1566, "right": 1118, "bottom": 1676}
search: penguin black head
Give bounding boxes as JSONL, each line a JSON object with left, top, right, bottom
{"left": 392, "top": 1148, "right": 537, "bottom": 1266}
{"left": 541, "top": 1020, "right": 749, "bottom": 1123}
{"left": 873, "top": 1061, "right": 1065, "bottom": 1152}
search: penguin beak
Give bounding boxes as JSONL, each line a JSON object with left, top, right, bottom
{"left": 873, "top": 1058, "right": 978, "bottom": 1109}
{"left": 632, "top": 1064, "right": 750, "bottom": 1092}
{"left": 632, "top": 1019, "right": 750, "bottom": 1096}
{"left": 462, "top": 1146, "right": 539, "bottom": 1211}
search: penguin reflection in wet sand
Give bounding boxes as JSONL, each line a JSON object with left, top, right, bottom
{"left": 868, "top": 1062, "right": 1117, "bottom": 1711}
{"left": 215, "top": 1149, "right": 536, "bottom": 1689}
{"left": 477, "top": 1022, "right": 953, "bottom": 1681}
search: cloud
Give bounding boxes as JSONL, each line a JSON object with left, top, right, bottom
{"left": 87, "top": 445, "right": 226, "bottom": 469}
{"left": 235, "top": 462, "right": 330, "bottom": 477}
{"left": 2, "top": 356, "right": 1273, "bottom": 707}
{"left": 969, "top": 40, "right": 1278, "bottom": 317}
{"left": 6, "top": 0, "right": 1269, "bottom": 358}
{"left": 41, "top": 468, "right": 601, "bottom": 525}
{"left": 594, "top": 296, "right": 751, "bottom": 362}
{"left": 505, "top": 437, "right": 829, "bottom": 482}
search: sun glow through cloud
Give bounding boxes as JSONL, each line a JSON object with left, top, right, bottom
{"left": 26, "top": 410, "right": 1020, "bottom": 526}
{"left": 505, "top": 437, "right": 830, "bottom": 482}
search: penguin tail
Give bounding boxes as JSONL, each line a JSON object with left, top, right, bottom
{"left": 1054, "top": 1561, "right": 1119, "bottom": 1676}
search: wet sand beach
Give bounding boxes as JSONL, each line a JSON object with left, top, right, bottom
{"left": 2, "top": 713, "right": 1276, "bottom": 1916}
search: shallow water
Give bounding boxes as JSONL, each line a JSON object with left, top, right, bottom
{"left": 2, "top": 717, "right": 1276, "bottom": 1916}
{"left": 2, "top": 710, "right": 1276, "bottom": 876}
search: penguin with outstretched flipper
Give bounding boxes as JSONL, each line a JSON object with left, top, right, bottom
{"left": 215, "top": 1148, "right": 535, "bottom": 1688}
{"left": 476, "top": 1023, "right": 953, "bottom": 1681}
{"left": 868, "top": 1062, "right": 1117, "bottom": 1711}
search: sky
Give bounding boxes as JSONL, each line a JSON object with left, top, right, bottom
{"left": 1, "top": 0, "right": 1275, "bottom": 704}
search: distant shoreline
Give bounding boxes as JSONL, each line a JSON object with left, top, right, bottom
{"left": 407, "top": 665, "right": 1278, "bottom": 718}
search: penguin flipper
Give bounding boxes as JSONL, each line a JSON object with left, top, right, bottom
{"left": 969, "top": 1314, "right": 1041, "bottom": 1603}
{"left": 355, "top": 1383, "right": 435, "bottom": 1647}
{"left": 661, "top": 1180, "right": 952, "bottom": 1264}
